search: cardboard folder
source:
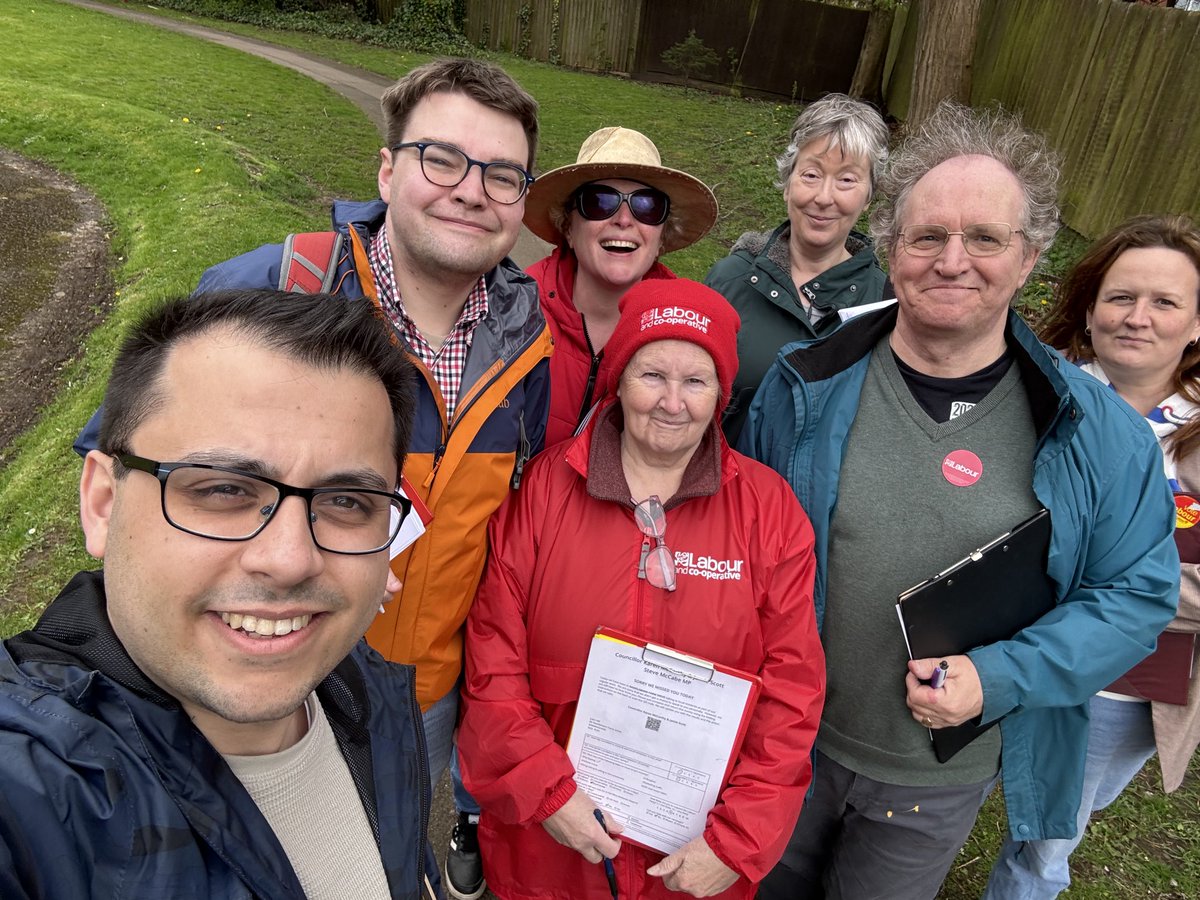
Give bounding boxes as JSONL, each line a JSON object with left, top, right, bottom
{"left": 896, "top": 509, "right": 1055, "bottom": 763}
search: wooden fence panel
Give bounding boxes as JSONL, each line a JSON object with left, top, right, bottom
{"left": 558, "top": 0, "right": 641, "bottom": 72}
{"left": 633, "top": 0, "right": 867, "bottom": 101}
{"left": 463, "top": 0, "right": 641, "bottom": 72}
{"left": 882, "top": 1, "right": 916, "bottom": 120}
{"left": 465, "top": 0, "right": 867, "bottom": 100}
{"left": 890, "top": 0, "right": 1200, "bottom": 238}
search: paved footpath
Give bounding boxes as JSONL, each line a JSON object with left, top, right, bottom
{"left": 62, "top": 1, "right": 551, "bottom": 891}
{"left": 63, "top": 0, "right": 551, "bottom": 268}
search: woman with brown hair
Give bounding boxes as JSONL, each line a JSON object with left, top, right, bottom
{"left": 523, "top": 127, "right": 718, "bottom": 447}
{"left": 985, "top": 214, "right": 1200, "bottom": 899}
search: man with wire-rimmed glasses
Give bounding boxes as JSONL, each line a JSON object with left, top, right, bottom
{"left": 1, "top": 289, "right": 441, "bottom": 899}
{"left": 744, "top": 103, "right": 1178, "bottom": 900}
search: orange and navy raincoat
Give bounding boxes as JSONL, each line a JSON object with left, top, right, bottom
{"left": 196, "top": 199, "right": 553, "bottom": 709}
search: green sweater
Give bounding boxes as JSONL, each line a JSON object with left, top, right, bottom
{"left": 818, "top": 342, "right": 1039, "bottom": 787}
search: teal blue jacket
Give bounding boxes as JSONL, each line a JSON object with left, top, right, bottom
{"left": 740, "top": 305, "right": 1179, "bottom": 840}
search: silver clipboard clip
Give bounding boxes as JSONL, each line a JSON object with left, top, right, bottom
{"left": 640, "top": 642, "right": 715, "bottom": 683}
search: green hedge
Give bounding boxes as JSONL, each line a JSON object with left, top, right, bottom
{"left": 147, "top": 0, "right": 471, "bottom": 54}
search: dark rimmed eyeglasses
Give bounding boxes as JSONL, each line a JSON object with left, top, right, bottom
{"left": 574, "top": 184, "right": 671, "bottom": 227}
{"left": 115, "top": 453, "right": 412, "bottom": 556}
{"left": 391, "top": 141, "right": 533, "bottom": 205}
{"left": 898, "top": 223, "right": 1025, "bottom": 258}
{"left": 634, "top": 495, "right": 677, "bottom": 591}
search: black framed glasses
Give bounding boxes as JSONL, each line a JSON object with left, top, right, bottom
{"left": 898, "top": 223, "right": 1025, "bottom": 258}
{"left": 634, "top": 495, "right": 677, "bottom": 591}
{"left": 574, "top": 183, "right": 671, "bottom": 226}
{"left": 391, "top": 141, "right": 533, "bottom": 204}
{"left": 115, "top": 453, "right": 412, "bottom": 555}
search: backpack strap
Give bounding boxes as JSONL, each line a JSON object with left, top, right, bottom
{"left": 278, "top": 231, "right": 345, "bottom": 293}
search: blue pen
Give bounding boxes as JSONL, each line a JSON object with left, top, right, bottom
{"left": 930, "top": 660, "right": 949, "bottom": 690}
{"left": 593, "top": 809, "right": 619, "bottom": 899}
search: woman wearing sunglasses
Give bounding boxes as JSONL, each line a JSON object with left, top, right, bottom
{"left": 984, "top": 215, "right": 1200, "bottom": 899}
{"left": 705, "top": 94, "right": 890, "bottom": 443}
{"left": 458, "top": 279, "right": 825, "bottom": 899}
{"left": 524, "top": 126, "right": 719, "bottom": 446}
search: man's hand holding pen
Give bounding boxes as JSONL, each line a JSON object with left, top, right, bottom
{"left": 905, "top": 654, "right": 984, "bottom": 728}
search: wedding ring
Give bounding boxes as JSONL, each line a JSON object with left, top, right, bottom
{"left": 923, "top": 716, "right": 933, "bottom": 727}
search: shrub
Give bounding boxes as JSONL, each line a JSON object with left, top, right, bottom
{"left": 661, "top": 30, "right": 719, "bottom": 89}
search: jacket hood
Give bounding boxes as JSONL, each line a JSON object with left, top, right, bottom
{"left": 563, "top": 397, "right": 738, "bottom": 505}
{"left": 332, "top": 198, "right": 388, "bottom": 232}
{"left": 333, "top": 197, "right": 548, "bottom": 392}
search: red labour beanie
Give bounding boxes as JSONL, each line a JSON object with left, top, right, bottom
{"left": 602, "top": 279, "right": 741, "bottom": 414}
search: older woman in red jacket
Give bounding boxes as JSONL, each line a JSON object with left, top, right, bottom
{"left": 459, "top": 279, "right": 825, "bottom": 899}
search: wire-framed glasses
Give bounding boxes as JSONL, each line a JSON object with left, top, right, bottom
{"left": 115, "top": 453, "right": 412, "bottom": 555}
{"left": 390, "top": 141, "right": 533, "bottom": 204}
{"left": 634, "top": 495, "right": 677, "bottom": 592}
{"left": 898, "top": 223, "right": 1025, "bottom": 257}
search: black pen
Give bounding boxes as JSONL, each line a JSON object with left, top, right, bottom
{"left": 593, "top": 808, "right": 619, "bottom": 899}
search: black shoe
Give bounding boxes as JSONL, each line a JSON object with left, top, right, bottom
{"left": 445, "top": 812, "right": 486, "bottom": 900}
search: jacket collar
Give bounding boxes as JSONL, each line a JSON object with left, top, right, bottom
{"left": 567, "top": 399, "right": 729, "bottom": 510}
{"left": 780, "top": 304, "right": 1074, "bottom": 440}
{"left": 6, "top": 570, "right": 177, "bottom": 706}
{"left": 6, "top": 570, "right": 377, "bottom": 739}
{"left": 339, "top": 197, "right": 550, "bottom": 386}
{"left": 537, "top": 246, "right": 676, "bottom": 354}
{"left": 3, "top": 571, "right": 400, "bottom": 890}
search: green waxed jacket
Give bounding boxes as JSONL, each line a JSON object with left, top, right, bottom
{"left": 703, "top": 221, "right": 890, "bottom": 443}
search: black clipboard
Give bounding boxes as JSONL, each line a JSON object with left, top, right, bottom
{"left": 895, "top": 508, "right": 1055, "bottom": 762}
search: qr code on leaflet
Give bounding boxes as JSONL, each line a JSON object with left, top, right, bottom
{"left": 645, "top": 716, "right": 662, "bottom": 732}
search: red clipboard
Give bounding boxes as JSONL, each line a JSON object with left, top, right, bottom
{"left": 565, "top": 627, "right": 762, "bottom": 856}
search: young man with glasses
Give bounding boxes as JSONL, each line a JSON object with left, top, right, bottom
{"left": 0, "top": 290, "right": 438, "bottom": 899}
{"left": 74, "top": 58, "right": 553, "bottom": 899}
{"left": 743, "top": 103, "right": 1179, "bottom": 900}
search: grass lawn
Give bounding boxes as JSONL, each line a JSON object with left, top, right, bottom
{"left": 0, "top": 0, "right": 802, "bottom": 629}
{"left": 0, "top": 0, "right": 383, "bottom": 626}
{"left": 0, "top": 2, "right": 1196, "bottom": 897}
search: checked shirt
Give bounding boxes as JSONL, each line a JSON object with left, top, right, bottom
{"left": 369, "top": 227, "right": 489, "bottom": 420}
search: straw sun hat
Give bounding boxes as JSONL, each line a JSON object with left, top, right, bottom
{"left": 523, "top": 127, "right": 719, "bottom": 254}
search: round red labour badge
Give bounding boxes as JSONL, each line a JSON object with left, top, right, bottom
{"left": 1175, "top": 494, "right": 1200, "bottom": 530}
{"left": 942, "top": 449, "right": 983, "bottom": 487}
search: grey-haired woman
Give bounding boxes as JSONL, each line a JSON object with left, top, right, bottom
{"left": 704, "top": 94, "right": 890, "bottom": 442}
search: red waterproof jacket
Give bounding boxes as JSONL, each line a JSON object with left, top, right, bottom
{"left": 527, "top": 247, "right": 677, "bottom": 446}
{"left": 459, "top": 401, "right": 826, "bottom": 900}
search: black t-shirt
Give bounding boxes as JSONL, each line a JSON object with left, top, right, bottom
{"left": 893, "top": 350, "right": 1014, "bottom": 423}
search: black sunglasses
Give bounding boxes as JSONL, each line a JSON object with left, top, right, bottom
{"left": 574, "top": 184, "right": 670, "bottom": 226}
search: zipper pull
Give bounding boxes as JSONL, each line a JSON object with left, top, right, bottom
{"left": 511, "top": 412, "right": 529, "bottom": 490}
{"left": 424, "top": 443, "right": 447, "bottom": 489}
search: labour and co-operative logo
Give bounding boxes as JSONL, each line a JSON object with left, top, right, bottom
{"left": 673, "top": 550, "right": 744, "bottom": 581}
{"left": 640, "top": 306, "right": 712, "bottom": 334}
